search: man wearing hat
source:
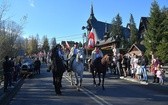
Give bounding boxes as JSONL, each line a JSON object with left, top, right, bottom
{"left": 68, "top": 42, "right": 79, "bottom": 70}
{"left": 91, "top": 45, "right": 103, "bottom": 66}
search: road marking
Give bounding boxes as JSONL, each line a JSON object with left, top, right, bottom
{"left": 63, "top": 75, "right": 113, "bottom": 105}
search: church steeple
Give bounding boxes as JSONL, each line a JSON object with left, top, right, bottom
{"left": 91, "top": 4, "right": 94, "bottom": 16}
{"left": 88, "top": 4, "right": 97, "bottom": 21}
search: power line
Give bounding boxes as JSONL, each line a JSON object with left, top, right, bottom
{"left": 55, "top": 33, "right": 83, "bottom": 39}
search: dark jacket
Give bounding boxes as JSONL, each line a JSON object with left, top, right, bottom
{"left": 3, "top": 60, "right": 12, "bottom": 73}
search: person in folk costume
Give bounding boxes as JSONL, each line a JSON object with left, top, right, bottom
{"left": 68, "top": 42, "right": 79, "bottom": 70}
{"left": 63, "top": 47, "right": 70, "bottom": 71}
{"left": 151, "top": 56, "right": 160, "bottom": 83}
{"left": 51, "top": 44, "right": 65, "bottom": 95}
{"left": 112, "top": 44, "right": 119, "bottom": 58}
{"left": 90, "top": 45, "right": 103, "bottom": 68}
{"left": 156, "top": 64, "right": 165, "bottom": 85}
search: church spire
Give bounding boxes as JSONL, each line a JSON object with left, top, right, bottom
{"left": 91, "top": 4, "right": 94, "bottom": 16}
{"left": 88, "top": 4, "right": 97, "bottom": 21}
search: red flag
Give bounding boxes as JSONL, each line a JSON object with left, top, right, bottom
{"left": 65, "top": 41, "right": 70, "bottom": 49}
{"left": 88, "top": 28, "right": 96, "bottom": 48}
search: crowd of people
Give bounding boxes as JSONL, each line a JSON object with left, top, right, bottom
{"left": 109, "top": 45, "right": 165, "bottom": 85}
{"left": 2, "top": 56, "right": 22, "bottom": 92}
{"left": 2, "top": 55, "right": 42, "bottom": 92}
{"left": 2, "top": 42, "right": 166, "bottom": 94}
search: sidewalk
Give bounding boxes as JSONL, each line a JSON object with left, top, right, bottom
{"left": 119, "top": 71, "right": 168, "bottom": 93}
{"left": 0, "top": 78, "right": 24, "bottom": 105}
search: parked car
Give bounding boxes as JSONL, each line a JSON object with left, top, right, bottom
{"left": 20, "top": 58, "right": 34, "bottom": 76}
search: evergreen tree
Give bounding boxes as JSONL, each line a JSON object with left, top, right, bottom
{"left": 42, "top": 35, "right": 50, "bottom": 53}
{"left": 129, "top": 14, "right": 138, "bottom": 45}
{"left": 110, "top": 13, "right": 123, "bottom": 47}
{"left": 110, "top": 14, "right": 122, "bottom": 37}
{"left": 51, "top": 37, "right": 57, "bottom": 48}
{"left": 156, "top": 7, "right": 168, "bottom": 63}
{"left": 27, "top": 36, "right": 38, "bottom": 55}
{"left": 144, "top": 0, "right": 162, "bottom": 58}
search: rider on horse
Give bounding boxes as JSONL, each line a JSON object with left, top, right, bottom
{"left": 90, "top": 45, "right": 103, "bottom": 67}
{"left": 68, "top": 42, "right": 79, "bottom": 71}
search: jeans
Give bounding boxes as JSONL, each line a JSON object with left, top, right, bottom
{"left": 141, "top": 65, "right": 148, "bottom": 81}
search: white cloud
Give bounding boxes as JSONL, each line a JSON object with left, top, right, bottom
{"left": 28, "top": 0, "right": 35, "bottom": 7}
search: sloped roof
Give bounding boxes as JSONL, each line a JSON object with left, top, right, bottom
{"left": 97, "top": 37, "right": 117, "bottom": 46}
{"left": 128, "top": 44, "right": 146, "bottom": 53}
{"left": 91, "top": 20, "right": 111, "bottom": 40}
{"left": 138, "top": 17, "right": 149, "bottom": 32}
{"left": 86, "top": 5, "right": 130, "bottom": 47}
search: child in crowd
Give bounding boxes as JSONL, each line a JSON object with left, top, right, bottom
{"left": 136, "top": 62, "right": 142, "bottom": 81}
{"left": 156, "top": 65, "right": 165, "bottom": 85}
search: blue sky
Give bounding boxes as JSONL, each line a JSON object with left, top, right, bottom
{"left": 1, "top": 0, "right": 168, "bottom": 43}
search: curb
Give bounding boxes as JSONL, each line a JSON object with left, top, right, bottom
{"left": 0, "top": 78, "right": 24, "bottom": 105}
{"left": 120, "top": 76, "right": 168, "bottom": 94}
{"left": 120, "top": 77, "right": 148, "bottom": 85}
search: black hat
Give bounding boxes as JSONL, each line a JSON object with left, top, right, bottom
{"left": 5, "top": 56, "right": 9, "bottom": 60}
{"left": 75, "top": 42, "right": 78, "bottom": 45}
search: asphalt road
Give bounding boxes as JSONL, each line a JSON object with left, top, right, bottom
{"left": 7, "top": 64, "right": 168, "bottom": 105}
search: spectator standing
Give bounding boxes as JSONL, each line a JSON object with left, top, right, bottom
{"left": 34, "top": 58, "right": 41, "bottom": 74}
{"left": 2, "top": 56, "right": 12, "bottom": 92}
{"left": 156, "top": 65, "right": 165, "bottom": 85}
{"left": 139, "top": 53, "right": 148, "bottom": 82}
{"left": 151, "top": 56, "right": 160, "bottom": 83}
{"left": 116, "top": 53, "right": 123, "bottom": 76}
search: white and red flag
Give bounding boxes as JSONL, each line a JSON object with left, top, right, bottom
{"left": 88, "top": 28, "right": 97, "bottom": 48}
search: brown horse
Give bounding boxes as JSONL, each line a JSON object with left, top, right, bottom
{"left": 89, "top": 54, "right": 112, "bottom": 90}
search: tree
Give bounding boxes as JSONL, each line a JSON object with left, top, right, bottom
{"left": 51, "top": 37, "right": 56, "bottom": 49}
{"left": 42, "top": 35, "right": 50, "bottom": 53}
{"left": 144, "top": 0, "right": 162, "bottom": 58}
{"left": 155, "top": 7, "right": 168, "bottom": 63}
{"left": 110, "top": 13, "right": 123, "bottom": 48}
{"left": 129, "top": 14, "right": 138, "bottom": 45}
{"left": 27, "top": 36, "right": 38, "bottom": 55}
{"left": 110, "top": 13, "right": 123, "bottom": 38}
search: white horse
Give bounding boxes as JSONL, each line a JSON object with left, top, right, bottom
{"left": 69, "top": 49, "right": 85, "bottom": 91}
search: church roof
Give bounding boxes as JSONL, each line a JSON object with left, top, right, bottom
{"left": 86, "top": 5, "right": 130, "bottom": 46}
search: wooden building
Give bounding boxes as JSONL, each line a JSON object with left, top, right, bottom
{"left": 83, "top": 5, "right": 130, "bottom": 54}
{"left": 128, "top": 44, "right": 146, "bottom": 56}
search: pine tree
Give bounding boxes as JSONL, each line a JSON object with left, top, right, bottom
{"left": 110, "top": 14, "right": 122, "bottom": 37}
{"left": 110, "top": 13, "right": 123, "bottom": 47}
{"left": 51, "top": 37, "right": 57, "bottom": 48}
{"left": 129, "top": 14, "right": 138, "bottom": 45}
{"left": 42, "top": 35, "right": 50, "bottom": 53}
{"left": 156, "top": 7, "right": 168, "bottom": 63}
{"left": 144, "top": 0, "right": 162, "bottom": 57}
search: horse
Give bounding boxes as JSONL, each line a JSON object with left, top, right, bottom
{"left": 89, "top": 54, "right": 112, "bottom": 90}
{"left": 68, "top": 49, "right": 85, "bottom": 91}
{"left": 50, "top": 45, "right": 65, "bottom": 95}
